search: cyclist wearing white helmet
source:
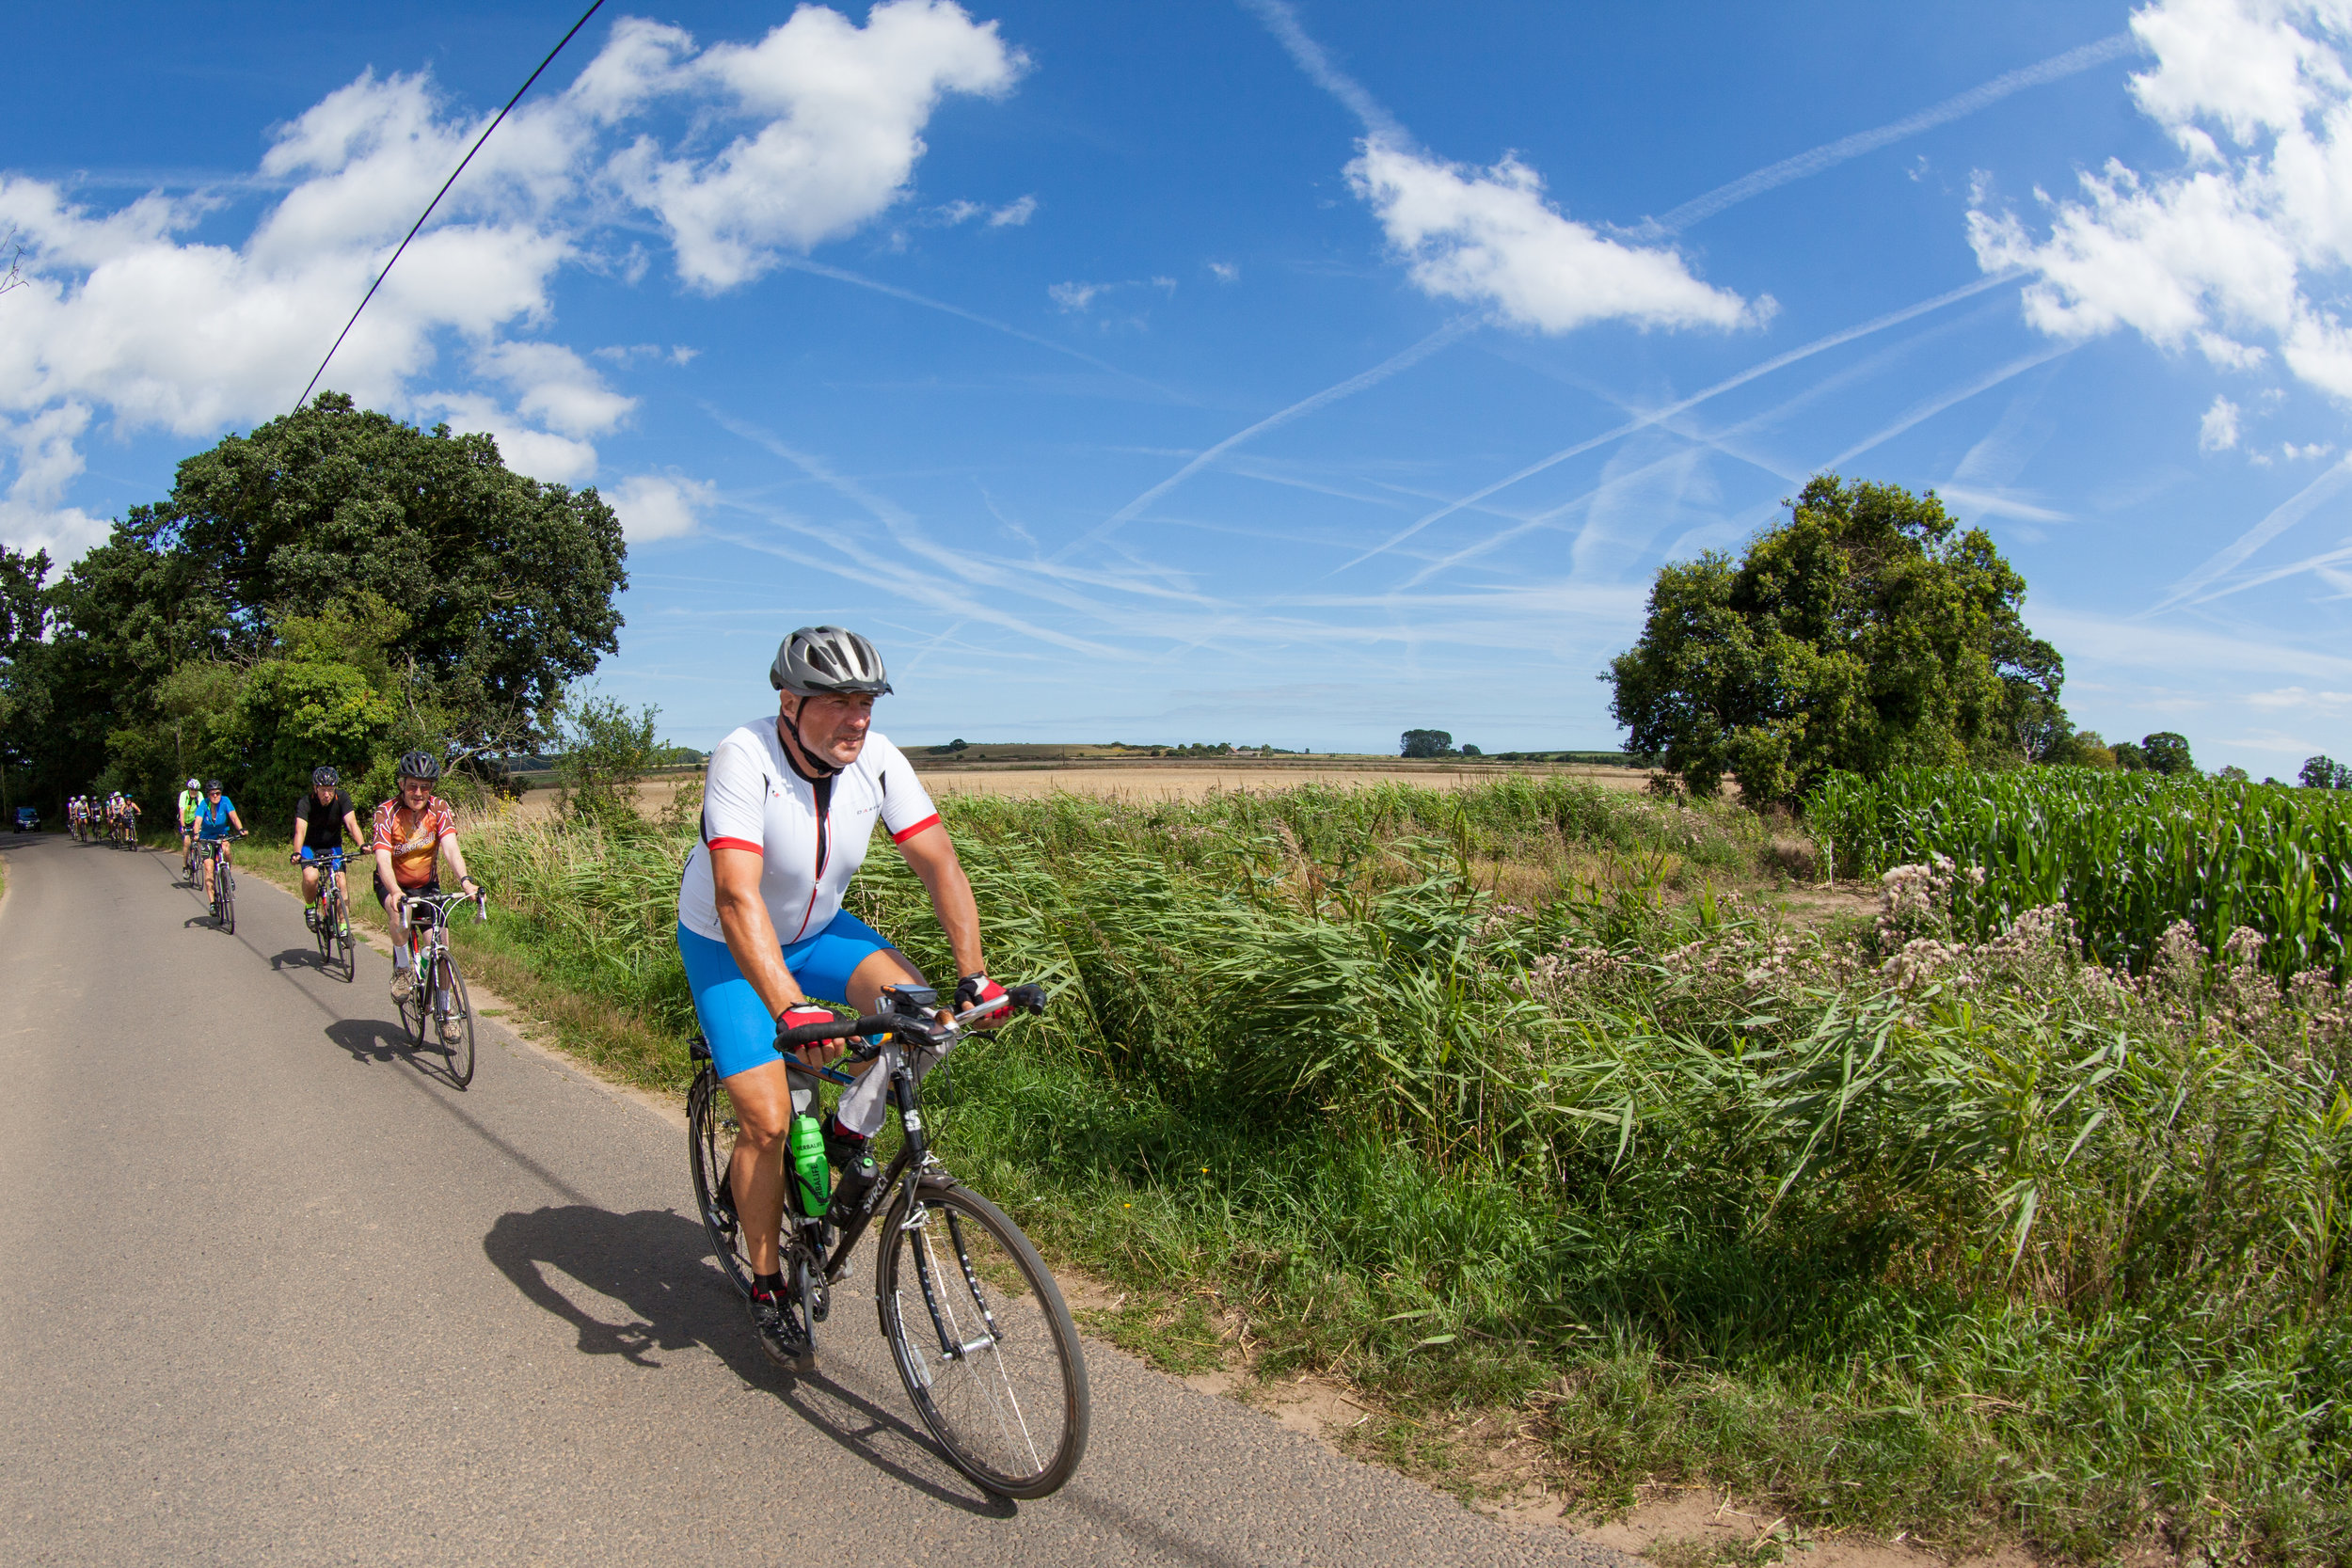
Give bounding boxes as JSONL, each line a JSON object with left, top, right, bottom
{"left": 176, "top": 777, "right": 202, "bottom": 861}
{"left": 675, "top": 625, "right": 1012, "bottom": 1365}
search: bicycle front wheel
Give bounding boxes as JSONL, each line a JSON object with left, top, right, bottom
{"left": 219, "top": 867, "right": 235, "bottom": 934}
{"left": 877, "top": 1180, "right": 1089, "bottom": 1498}
{"left": 686, "top": 1065, "right": 756, "bottom": 1300}
{"left": 397, "top": 952, "right": 427, "bottom": 1047}
{"left": 331, "top": 913, "right": 355, "bottom": 983}
{"left": 434, "top": 950, "right": 476, "bottom": 1087}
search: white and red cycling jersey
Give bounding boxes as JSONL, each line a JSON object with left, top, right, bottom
{"left": 675, "top": 716, "right": 941, "bottom": 945}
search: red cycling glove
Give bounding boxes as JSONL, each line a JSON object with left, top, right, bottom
{"left": 955, "top": 973, "right": 1010, "bottom": 1022}
{"left": 779, "top": 1006, "right": 837, "bottom": 1037}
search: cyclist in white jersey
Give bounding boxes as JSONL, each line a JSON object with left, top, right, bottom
{"left": 675, "top": 625, "right": 1011, "bottom": 1365}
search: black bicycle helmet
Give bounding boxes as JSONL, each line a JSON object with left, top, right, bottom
{"left": 203, "top": 778, "right": 222, "bottom": 791}
{"left": 311, "top": 765, "right": 340, "bottom": 788}
{"left": 770, "top": 626, "right": 892, "bottom": 696}
{"left": 396, "top": 750, "right": 442, "bottom": 782}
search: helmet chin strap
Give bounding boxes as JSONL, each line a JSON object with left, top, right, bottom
{"left": 777, "top": 702, "right": 840, "bottom": 779}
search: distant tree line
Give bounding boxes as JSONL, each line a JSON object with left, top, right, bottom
{"left": 0, "top": 394, "right": 628, "bottom": 821}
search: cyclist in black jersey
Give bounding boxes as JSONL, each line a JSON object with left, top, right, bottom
{"left": 292, "top": 767, "right": 366, "bottom": 933}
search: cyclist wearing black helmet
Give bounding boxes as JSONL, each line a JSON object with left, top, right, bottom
{"left": 370, "top": 751, "right": 481, "bottom": 1004}
{"left": 291, "top": 766, "right": 365, "bottom": 934}
{"left": 675, "top": 625, "right": 1015, "bottom": 1365}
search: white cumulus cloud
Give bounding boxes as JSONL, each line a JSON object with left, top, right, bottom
{"left": 607, "top": 473, "right": 717, "bottom": 542}
{"left": 2201, "top": 392, "right": 2244, "bottom": 449}
{"left": 1345, "top": 140, "right": 1767, "bottom": 335}
{"left": 0, "top": 1, "right": 1025, "bottom": 562}
{"left": 612, "top": 0, "right": 1026, "bottom": 290}
{"left": 1968, "top": 0, "right": 2352, "bottom": 402}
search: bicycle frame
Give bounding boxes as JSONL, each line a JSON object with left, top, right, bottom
{"left": 778, "top": 989, "right": 1030, "bottom": 1362}
{"left": 301, "top": 847, "right": 353, "bottom": 898}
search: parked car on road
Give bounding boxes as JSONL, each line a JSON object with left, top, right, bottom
{"left": 13, "top": 807, "right": 39, "bottom": 832}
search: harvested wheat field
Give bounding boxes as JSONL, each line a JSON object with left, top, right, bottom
{"left": 494, "top": 760, "right": 1656, "bottom": 822}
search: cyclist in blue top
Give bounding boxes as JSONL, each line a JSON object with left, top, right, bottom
{"left": 193, "top": 779, "right": 246, "bottom": 904}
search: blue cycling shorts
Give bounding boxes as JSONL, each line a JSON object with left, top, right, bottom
{"left": 677, "top": 911, "right": 898, "bottom": 1081}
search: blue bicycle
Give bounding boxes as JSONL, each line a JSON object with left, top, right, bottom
{"left": 296, "top": 846, "right": 357, "bottom": 983}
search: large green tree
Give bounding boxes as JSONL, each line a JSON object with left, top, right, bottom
{"left": 1607, "top": 475, "right": 2067, "bottom": 803}
{"left": 164, "top": 392, "right": 627, "bottom": 745}
{"left": 38, "top": 395, "right": 627, "bottom": 808}
{"left": 15, "top": 396, "right": 628, "bottom": 816}
{"left": 0, "top": 544, "right": 55, "bottom": 816}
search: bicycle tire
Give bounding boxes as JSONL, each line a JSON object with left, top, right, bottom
{"left": 397, "top": 949, "right": 427, "bottom": 1047}
{"left": 218, "top": 864, "right": 235, "bottom": 934}
{"left": 877, "top": 1180, "right": 1089, "bottom": 1498}
{"left": 332, "top": 913, "right": 356, "bottom": 983}
{"left": 687, "top": 1066, "right": 758, "bottom": 1300}
{"left": 435, "top": 948, "right": 476, "bottom": 1087}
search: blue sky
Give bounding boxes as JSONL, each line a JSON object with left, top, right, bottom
{"left": 4, "top": 0, "right": 2350, "bottom": 771}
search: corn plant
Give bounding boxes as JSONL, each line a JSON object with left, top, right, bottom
{"left": 1808, "top": 768, "right": 2352, "bottom": 979}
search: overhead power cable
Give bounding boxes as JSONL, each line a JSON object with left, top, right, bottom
{"left": 294, "top": 0, "right": 609, "bottom": 414}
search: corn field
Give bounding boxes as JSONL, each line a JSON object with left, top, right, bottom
{"left": 1808, "top": 767, "right": 2352, "bottom": 979}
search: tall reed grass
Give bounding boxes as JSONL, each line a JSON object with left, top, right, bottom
{"left": 463, "top": 777, "right": 2352, "bottom": 1561}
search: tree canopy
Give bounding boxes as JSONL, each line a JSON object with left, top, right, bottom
{"left": 0, "top": 395, "right": 628, "bottom": 815}
{"left": 1400, "top": 728, "right": 1454, "bottom": 758}
{"left": 1607, "top": 475, "right": 2067, "bottom": 803}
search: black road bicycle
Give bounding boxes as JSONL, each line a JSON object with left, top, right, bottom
{"left": 686, "top": 985, "right": 1089, "bottom": 1499}
{"left": 397, "top": 888, "right": 486, "bottom": 1087}
{"left": 197, "top": 834, "right": 243, "bottom": 932}
{"left": 298, "top": 847, "right": 358, "bottom": 983}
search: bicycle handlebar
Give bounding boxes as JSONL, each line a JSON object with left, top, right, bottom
{"left": 774, "top": 983, "right": 1047, "bottom": 1052}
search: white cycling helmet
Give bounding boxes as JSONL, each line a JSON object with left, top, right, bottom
{"left": 186, "top": 778, "right": 200, "bottom": 790}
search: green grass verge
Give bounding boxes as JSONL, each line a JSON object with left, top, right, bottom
{"left": 438, "top": 780, "right": 2352, "bottom": 1562}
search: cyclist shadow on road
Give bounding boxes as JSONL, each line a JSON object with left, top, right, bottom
{"left": 322, "top": 1016, "right": 471, "bottom": 1090}
{"left": 482, "top": 1203, "right": 1013, "bottom": 1517}
{"left": 325, "top": 1016, "right": 410, "bottom": 1065}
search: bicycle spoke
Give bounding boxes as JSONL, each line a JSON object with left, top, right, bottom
{"left": 687, "top": 1066, "right": 756, "bottom": 1300}
{"left": 919, "top": 1217, "right": 1043, "bottom": 1478}
{"left": 879, "top": 1183, "right": 1088, "bottom": 1497}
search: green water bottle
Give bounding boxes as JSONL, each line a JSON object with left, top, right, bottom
{"left": 787, "top": 1112, "right": 831, "bottom": 1218}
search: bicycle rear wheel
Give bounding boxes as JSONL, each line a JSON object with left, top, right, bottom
{"left": 687, "top": 1063, "right": 757, "bottom": 1300}
{"left": 434, "top": 949, "right": 476, "bottom": 1087}
{"left": 877, "top": 1180, "right": 1089, "bottom": 1498}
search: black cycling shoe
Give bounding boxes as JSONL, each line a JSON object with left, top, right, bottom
{"left": 820, "top": 1113, "right": 868, "bottom": 1167}
{"left": 748, "top": 1285, "right": 809, "bottom": 1368}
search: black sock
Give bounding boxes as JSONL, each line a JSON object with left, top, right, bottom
{"left": 754, "top": 1270, "right": 785, "bottom": 1296}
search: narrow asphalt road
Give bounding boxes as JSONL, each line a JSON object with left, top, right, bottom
{"left": 0, "top": 831, "right": 1626, "bottom": 1567}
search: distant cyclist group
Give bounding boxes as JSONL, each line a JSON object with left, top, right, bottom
{"left": 77, "top": 754, "right": 482, "bottom": 1007}
{"left": 65, "top": 791, "right": 141, "bottom": 845}
{"left": 45, "top": 625, "right": 1085, "bottom": 1495}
